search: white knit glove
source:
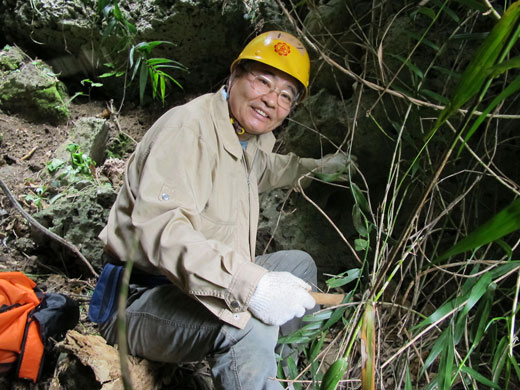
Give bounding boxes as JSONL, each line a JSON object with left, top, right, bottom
{"left": 320, "top": 153, "right": 348, "bottom": 174}
{"left": 248, "top": 272, "right": 316, "bottom": 326}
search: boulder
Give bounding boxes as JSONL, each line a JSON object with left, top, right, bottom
{"left": 55, "top": 117, "right": 110, "bottom": 166}
{"left": 0, "top": 46, "right": 70, "bottom": 124}
{"left": 32, "top": 184, "right": 117, "bottom": 273}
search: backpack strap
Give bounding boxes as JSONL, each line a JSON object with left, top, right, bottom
{"left": 17, "top": 316, "right": 44, "bottom": 382}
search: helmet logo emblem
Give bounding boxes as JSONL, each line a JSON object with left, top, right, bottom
{"left": 274, "top": 42, "right": 291, "bottom": 56}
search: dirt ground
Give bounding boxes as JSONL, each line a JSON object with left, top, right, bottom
{"left": 0, "top": 98, "right": 169, "bottom": 388}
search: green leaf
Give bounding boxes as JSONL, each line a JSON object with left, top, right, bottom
{"left": 326, "top": 268, "right": 360, "bottom": 288}
{"left": 138, "top": 63, "right": 148, "bottom": 105}
{"left": 390, "top": 54, "right": 424, "bottom": 79}
{"left": 419, "top": 88, "right": 451, "bottom": 105}
{"left": 354, "top": 238, "right": 368, "bottom": 251}
{"left": 352, "top": 204, "right": 369, "bottom": 237}
{"left": 417, "top": 7, "right": 436, "bottom": 20}
{"left": 454, "top": 272, "right": 492, "bottom": 343}
{"left": 303, "top": 310, "right": 333, "bottom": 322}
{"left": 46, "top": 158, "right": 65, "bottom": 172}
{"left": 405, "top": 365, "right": 412, "bottom": 390}
{"left": 510, "top": 354, "right": 520, "bottom": 382}
{"left": 492, "top": 337, "right": 508, "bottom": 383}
{"left": 428, "top": 1, "right": 520, "bottom": 137}
{"left": 421, "top": 330, "right": 448, "bottom": 376}
{"left": 351, "top": 182, "right": 369, "bottom": 213}
{"left": 460, "top": 366, "right": 501, "bottom": 389}
{"left": 403, "top": 30, "right": 440, "bottom": 51}
{"left": 470, "top": 282, "right": 496, "bottom": 344}
{"left": 435, "top": 198, "right": 520, "bottom": 263}
{"left": 457, "top": 74, "right": 520, "bottom": 157}
{"left": 320, "top": 358, "right": 348, "bottom": 390}
{"left": 309, "top": 332, "right": 326, "bottom": 362}
{"left": 437, "top": 326, "right": 454, "bottom": 390}
{"left": 489, "top": 56, "right": 520, "bottom": 77}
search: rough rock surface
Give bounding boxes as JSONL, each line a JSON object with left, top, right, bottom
{"left": 55, "top": 117, "right": 109, "bottom": 166}
{"left": 32, "top": 184, "right": 117, "bottom": 273}
{"left": 0, "top": 0, "right": 276, "bottom": 94}
{"left": 0, "top": 45, "right": 70, "bottom": 125}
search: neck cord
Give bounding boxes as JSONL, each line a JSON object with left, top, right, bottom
{"left": 230, "top": 117, "right": 245, "bottom": 135}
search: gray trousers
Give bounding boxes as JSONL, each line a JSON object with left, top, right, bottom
{"left": 99, "top": 250, "right": 318, "bottom": 390}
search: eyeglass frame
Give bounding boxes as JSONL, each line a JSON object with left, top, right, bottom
{"left": 246, "top": 71, "right": 300, "bottom": 110}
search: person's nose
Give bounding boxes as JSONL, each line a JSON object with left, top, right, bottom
{"left": 261, "top": 89, "right": 278, "bottom": 108}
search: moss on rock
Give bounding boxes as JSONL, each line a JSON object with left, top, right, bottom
{"left": 0, "top": 59, "right": 70, "bottom": 124}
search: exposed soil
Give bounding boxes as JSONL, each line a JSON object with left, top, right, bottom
{"left": 0, "top": 98, "right": 168, "bottom": 388}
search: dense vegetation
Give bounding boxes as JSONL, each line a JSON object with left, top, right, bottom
{"left": 2, "top": 0, "right": 519, "bottom": 389}
{"left": 276, "top": 1, "right": 520, "bottom": 389}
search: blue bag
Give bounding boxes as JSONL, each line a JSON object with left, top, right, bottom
{"left": 88, "top": 263, "right": 124, "bottom": 324}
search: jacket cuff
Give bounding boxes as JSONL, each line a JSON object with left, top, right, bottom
{"left": 225, "top": 261, "right": 268, "bottom": 313}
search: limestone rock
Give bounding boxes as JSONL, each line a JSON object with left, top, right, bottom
{"left": 55, "top": 117, "right": 110, "bottom": 166}
{"left": 32, "top": 184, "right": 117, "bottom": 272}
{"left": 0, "top": 47, "right": 69, "bottom": 125}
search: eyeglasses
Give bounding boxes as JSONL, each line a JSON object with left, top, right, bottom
{"left": 248, "top": 72, "right": 298, "bottom": 110}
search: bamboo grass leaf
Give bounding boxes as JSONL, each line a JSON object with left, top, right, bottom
{"left": 390, "top": 54, "right": 424, "bottom": 79}
{"left": 422, "top": 330, "right": 448, "bottom": 376}
{"left": 488, "top": 56, "right": 520, "bottom": 76}
{"left": 404, "top": 30, "right": 440, "bottom": 51}
{"left": 454, "top": 272, "right": 492, "bottom": 342}
{"left": 405, "top": 365, "right": 412, "bottom": 390}
{"left": 489, "top": 262, "right": 520, "bottom": 280}
{"left": 457, "top": 75, "right": 520, "bottom": 157}
{"left": 438, "top": 326, "right": 454, "bottom": 390}
{"left": 420, "top": 88, "right": 450, "bottom": 104}
{"left": 460, "top": 366, "right": 501, "bottom": 389}
{"left": 320, "top": 358, "right": 348, "bottom": 390}
{"left": 309, "top": 332, "right": 326, "bottom": 362}
{"left": 361, "top": 303, "right": 376, "bottom": 390}
{"left": 326, "top": 268, "right": 360, "bottom": 288}
{"left": 492, "top": 337, "right": 508, "bottom": 382}
{"left": 470, "top": 283, "right": 496, "bottom": 344}
{"left": 304, "top": 310, "right": 334, "bottom": 322}
{"left": 417, "top": 7, "right": 436, "bottom": 20}
{"left": 435, "top": 198, "right": 520, "bottom": 263}
{"left": 510, "top": 355, "right": 520, "bottom": 382}
{"left": 413, "top": 299, "right": 460, "bottom": 331}
{"left": 427, "top": 1, "right": 520, "bottom": 137}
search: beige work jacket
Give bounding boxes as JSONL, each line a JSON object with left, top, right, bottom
{"left": 99, "top": 87, "right": 321, "bottom": 328}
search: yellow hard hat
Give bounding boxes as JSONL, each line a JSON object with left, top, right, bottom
{"left": 231, "top": 31, "right": 310, "bottom": 96}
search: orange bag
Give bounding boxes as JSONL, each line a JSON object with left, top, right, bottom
{"left": 0, "top": 272, "right": 78, "bottom": 382}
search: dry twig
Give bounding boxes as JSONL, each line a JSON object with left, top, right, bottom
{"left": 0, "top": 177, "right": 98, "bottom": 277}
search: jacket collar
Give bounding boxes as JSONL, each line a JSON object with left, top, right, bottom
{"left": 211, "top": 87, "right": 276, "bottom": 159}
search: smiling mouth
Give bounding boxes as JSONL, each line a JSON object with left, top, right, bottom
{"left": 253, "top": 107, "right": 269, "bottom": 119}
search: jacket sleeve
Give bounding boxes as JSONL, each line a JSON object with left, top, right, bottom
{"left": 254, "top": 150, "right": 321, "bottom": 193}
{"left": 124, "top": 124, "right": 266, "bottom": 311}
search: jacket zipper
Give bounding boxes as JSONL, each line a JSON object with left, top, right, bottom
{"left": 242, "top": 149, "right": 258, "bottom": 258}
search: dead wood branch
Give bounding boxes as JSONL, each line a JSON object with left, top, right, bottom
{"left": 0, "top": 177, "right": 98, "bottom": 277}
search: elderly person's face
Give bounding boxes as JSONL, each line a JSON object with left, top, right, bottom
{"left": 228, "top": 62, "right": 300, "bottom": 139}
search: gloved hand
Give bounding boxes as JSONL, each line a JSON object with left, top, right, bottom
{"left": 320, "top": 153, "right": 348, "bottom": 174}
{"left": 314, "top": 152, "right": 355, "bottom": 182}
{"left": 249, "top": 272, "right": 316, "bottom": 326}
